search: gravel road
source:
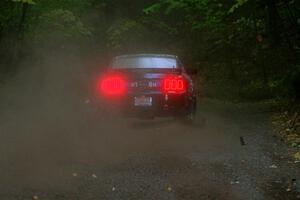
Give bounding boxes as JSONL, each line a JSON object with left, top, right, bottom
{"left": 0, "top": 56, "right": 299, "bottom": 200}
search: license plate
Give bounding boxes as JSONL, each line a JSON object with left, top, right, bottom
{"left": 134, "top": 96, "right": 152, "bottom": 106}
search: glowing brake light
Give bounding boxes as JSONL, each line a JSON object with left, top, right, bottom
{"left": 163, "top": 75, "right": 186, "bottom": 93}
{"left": 99, "top": 75, "right": 126, "bottom": 96}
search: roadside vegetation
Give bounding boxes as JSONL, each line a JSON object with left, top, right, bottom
{"left": 0, "top": 0, "right": 299, "bottom": 156}
{"left": 272, "top": 101, "right": 300, "bottom": 160}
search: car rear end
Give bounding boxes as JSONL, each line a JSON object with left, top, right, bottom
{"left": 97, "top": 54, "right": 193, "bottom": 118}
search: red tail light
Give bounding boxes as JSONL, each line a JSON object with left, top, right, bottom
{"left": 98, "top": 75, "right": 126, "bottom": 96}
{"left": 163, "top": 75, "right": 186, "bottom": 94}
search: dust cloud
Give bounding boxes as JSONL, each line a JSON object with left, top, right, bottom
{"left": 0, "top": 42, "right": 245, "bottom": 199}
{"left": 0, "top": 47, "right": 213, "bottom": 192}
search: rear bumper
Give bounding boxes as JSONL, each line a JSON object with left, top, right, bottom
{"left": 100, "top": 93, "right": 189, "bottom": 117}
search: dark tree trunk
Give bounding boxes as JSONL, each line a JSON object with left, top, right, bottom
{"left": 18, "top": 2, "right": 29, "bottom": 37}
{"left": 11, "top": 2, "right": 29, "bottom": 66}
{"left": 266, "top": 0, "right": 281, "bottom": 46}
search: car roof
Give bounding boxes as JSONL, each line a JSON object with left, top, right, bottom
{"left": 114, "top": 54, "right": 178, "bottom": 60}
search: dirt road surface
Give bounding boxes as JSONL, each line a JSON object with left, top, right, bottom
{"left": 0, "top": 55, "right": 299, "bottom": 200}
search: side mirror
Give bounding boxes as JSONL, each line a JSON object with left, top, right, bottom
{"left": 186, "top": 68, "right": 198, "bottom": 75}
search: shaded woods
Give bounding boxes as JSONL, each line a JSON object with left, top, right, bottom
{"left": 0, "top": 0, "right": 299, "bottom": 101}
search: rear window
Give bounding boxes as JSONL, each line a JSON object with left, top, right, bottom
{"left": 112, "top": 56, "right": 178, "bottom": 69}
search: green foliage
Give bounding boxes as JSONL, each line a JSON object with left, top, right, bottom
{"left": 0, "top": 1, "right": 23, "bottom": 31}
{"left": 31, "top": 9, "right": 92, "bottom": 42}
{"left": 142, "top": 0, "right": 228, "bottom": 61}
{"left": 143, "top": 2, "right": 161, "bottom": 15}
{"left": 144, "top": 0, "right": 226, "bottom": 31}
{"left": 106, "top": 19, "right": 146, "bottom": 51}
{"left": 30, "top": 0, "right": 92, "bottom": 14}
{"left": 12, "top": 0, "right": 35, "bottom": 4}
{"left": 0, "top": 0, "right": 299, "bottom": 101}
{"left": 280, "top": 65, "right": 300, "bottom": 99}
{"left": 240, "top": 80, "right": 273, "bottom": 100}
{"left": 228, "top": 0, "right": 248, "bottom": 13}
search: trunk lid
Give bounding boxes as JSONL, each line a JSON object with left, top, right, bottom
{"left": 112, "top": 69, "right": 180, "bottom": 94}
